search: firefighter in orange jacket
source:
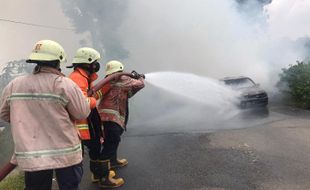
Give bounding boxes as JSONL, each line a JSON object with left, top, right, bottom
{"left": 67, "top": 48, "right": 124, "bottom": 189}
{"left": 98, "top": 60, "right": 145, "bottom": 171}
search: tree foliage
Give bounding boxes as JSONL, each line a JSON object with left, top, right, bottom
{"left": 61, "top": 0, "right": 129, "bottom": 61}
{"left": 278, "top": 61, "right": 310, "bottom": 108}
{"left": 0, "top": 60, "right": 34, "bottom": 93}
{"left": 0, "top": 124, "right": 13, "bottom": 168}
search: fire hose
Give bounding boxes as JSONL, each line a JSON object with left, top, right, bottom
{"left": 87, "top": 70, "right": 145, "bottom": 96}
{"left": 0, "top": 162, "right": 16, "bottom": 182}
{"left": 0, "top": 71, "right": 145, "bottom": 182}
{"left": 88, "top": 72, "right": 132, "bottom": 96}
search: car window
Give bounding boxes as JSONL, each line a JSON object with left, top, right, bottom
{"left": 224, "top": 78, "right": 255, "bottom": 89}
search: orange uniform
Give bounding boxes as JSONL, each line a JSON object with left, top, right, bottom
{"left": 69, "top": 68, "right": 107, "bottom": 140}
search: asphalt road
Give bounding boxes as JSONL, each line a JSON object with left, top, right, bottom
{"left": 70, "top": 105, "right": 310, "bottom": 190}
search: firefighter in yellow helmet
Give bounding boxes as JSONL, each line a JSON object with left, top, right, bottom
{"left": 67, "top": 48, "right": 124, "bottom": 188}
{"left": 68, "top": 48, "right": 103, "bottom": 139}
{"left": 97, "top": 60, "right": 145, "bottom": 187}
{"left": 0, "top": 40, "right": 90, "bottom": 190}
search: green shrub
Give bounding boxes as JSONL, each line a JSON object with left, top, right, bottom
{"left": 0, "top": 172, "right": 24, "bottom": 190}
{"left": 0, "top": 128, "right": 22, "bottom": 189}
{"left": 0, "top": 125, "right": 14, "bottom": 167}
{"left": 278, "top": 61, "right": 310, "bottom": 108}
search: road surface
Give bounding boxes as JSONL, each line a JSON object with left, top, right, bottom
{"left": 52, "top": 105, "right": 310, "bottom": 189}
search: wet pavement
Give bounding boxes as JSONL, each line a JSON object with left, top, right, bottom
{"left": 75, "top": 105, "right": 310, "bottom": 190}
{"left": 0, "top": 105, "right": 306, "bottom": 189}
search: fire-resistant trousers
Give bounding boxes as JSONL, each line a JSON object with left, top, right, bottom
{"left": 82, "top": 108, "right": 104, "bottom": 160}
{"left": 100, "top": 121, "right": 124, "bottom": 161}
{"left": 82, "top": 138, "right": 102, "bottom": 160}
{"left": 24, "top": 162, "right": 83, "bottom": 190}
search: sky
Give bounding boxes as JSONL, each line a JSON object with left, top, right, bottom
{"left": 0, "top": 0, "right": 87, "bottom": 72}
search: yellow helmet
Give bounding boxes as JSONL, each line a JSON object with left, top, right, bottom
{"left": 27, "top": 40, "right": 66, "bottom": 63}
{"left": 105, "top": 60, "right": 124, "bottom": 75}
{"left": 72, "top": 47, "right": 101, "bottom": 64}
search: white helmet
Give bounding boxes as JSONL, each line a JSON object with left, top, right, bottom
{"left": 72, "top": 47, "right": 100, "bottom": 64}
{"left": 27, "top": 40, "right": 66, "bottom": 63}
{"left": 105, "top": 60, "right": 124, "bottom": 75}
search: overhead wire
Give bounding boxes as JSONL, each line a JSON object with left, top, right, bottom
{"left": 0, "top": 18, "right": 74, "bottom": 31}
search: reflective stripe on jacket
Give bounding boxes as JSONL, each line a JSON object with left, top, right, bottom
{"left": 98, "top": 75, "right": 144, "bottom": 129}
{"left": 0, "top": 67, "right": 90, "bottom": 171}
{"left": 69, "top": 68, "right": 99, "bottom": 140}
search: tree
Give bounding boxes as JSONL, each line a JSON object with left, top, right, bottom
{"left": 61, "top": 0, "right": 129, "bottom": 61}
{"left": 277, "top": 61, "right": 310, "bottom": 108}
{"left": 0, "top": 60, "right": 35, "bottom": 93}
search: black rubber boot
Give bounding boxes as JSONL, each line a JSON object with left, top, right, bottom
{"left": 110, "top": 154, "right": 128, "bottom": 169}
{"left": 97, "top": 160, "right": 124, "bottom": 188}
{"left": 91, "top": 170, "right": 116, "bottom": 183}
{"left": 111, "top": 158, "right": 128, "bottom": 169}
{"left": 90, "top": 159, "right": 107, "bottom": 183}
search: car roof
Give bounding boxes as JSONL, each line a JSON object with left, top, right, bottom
{"left": 219, "top": 76, "right": 251, "bottom": 81}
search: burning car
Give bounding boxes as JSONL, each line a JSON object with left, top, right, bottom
{"left": 220, "top": 76, "right": 268, "bottom": 108}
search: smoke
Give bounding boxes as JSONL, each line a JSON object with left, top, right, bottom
{"left": 264, "top": 0, "right": 310, "bottom": 64}
{"left": 60, "top": 0, "right": 310, "bottom": 131}
{"left": 61, "top": 0, "right": 310, "bottom": 86}
{"left": 265, "top": 0, "right": 310, "bottom": 40}
{"left": 117, "top": 0, "right": 310, "bottom": 89}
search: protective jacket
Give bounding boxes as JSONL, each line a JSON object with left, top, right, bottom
{"left": 98, "top": 75, "right": 144, "bottom": 129}
{"left": 69, "top": 68, "right": 106, "bottom": 140}
{"left": 0, "top": 67, "right": 90, "bottom": 171}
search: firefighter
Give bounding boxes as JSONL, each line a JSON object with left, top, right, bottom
{"left": 67, "top": 48, "right": 124, "bottom": 188}
{"left": 98, "top": 60, "right": 145, "bottom": 173}
{"left": 0, "top": 40, "right": 90, "bottom": 190}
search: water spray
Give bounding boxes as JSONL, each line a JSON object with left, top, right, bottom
{"left": 144, "top": 71, "right": 239, "bottom": 108}
{"left": 130, "top": 71, "right": 242, "bottom": 130}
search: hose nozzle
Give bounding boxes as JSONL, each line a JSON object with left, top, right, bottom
{"left": 131, "top": 70, "right": 145, "bottom": 79}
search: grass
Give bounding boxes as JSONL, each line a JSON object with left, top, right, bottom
{"left": 0, "top": 172, "right": 24, "bottom": 190}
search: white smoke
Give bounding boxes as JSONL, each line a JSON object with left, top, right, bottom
{"left": 2, "top": 0, "right": 310, "bottom": 132}
{"left": 108, "top": 0, "right": 310, "bottom": 131}
{"left": 60, "top": 0, "right": 310, "bottom": 131}
{"left": 114, "top": 0, "right": 310, "bottom": 91}
{"left": 265, "top": 0, "right": 310, "bottom": 40}
{"left": 2, "top": 0, "right": 310, "bottom": 83}
{"left": 120, "top": 0, "right": 266, "bottom": 78}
